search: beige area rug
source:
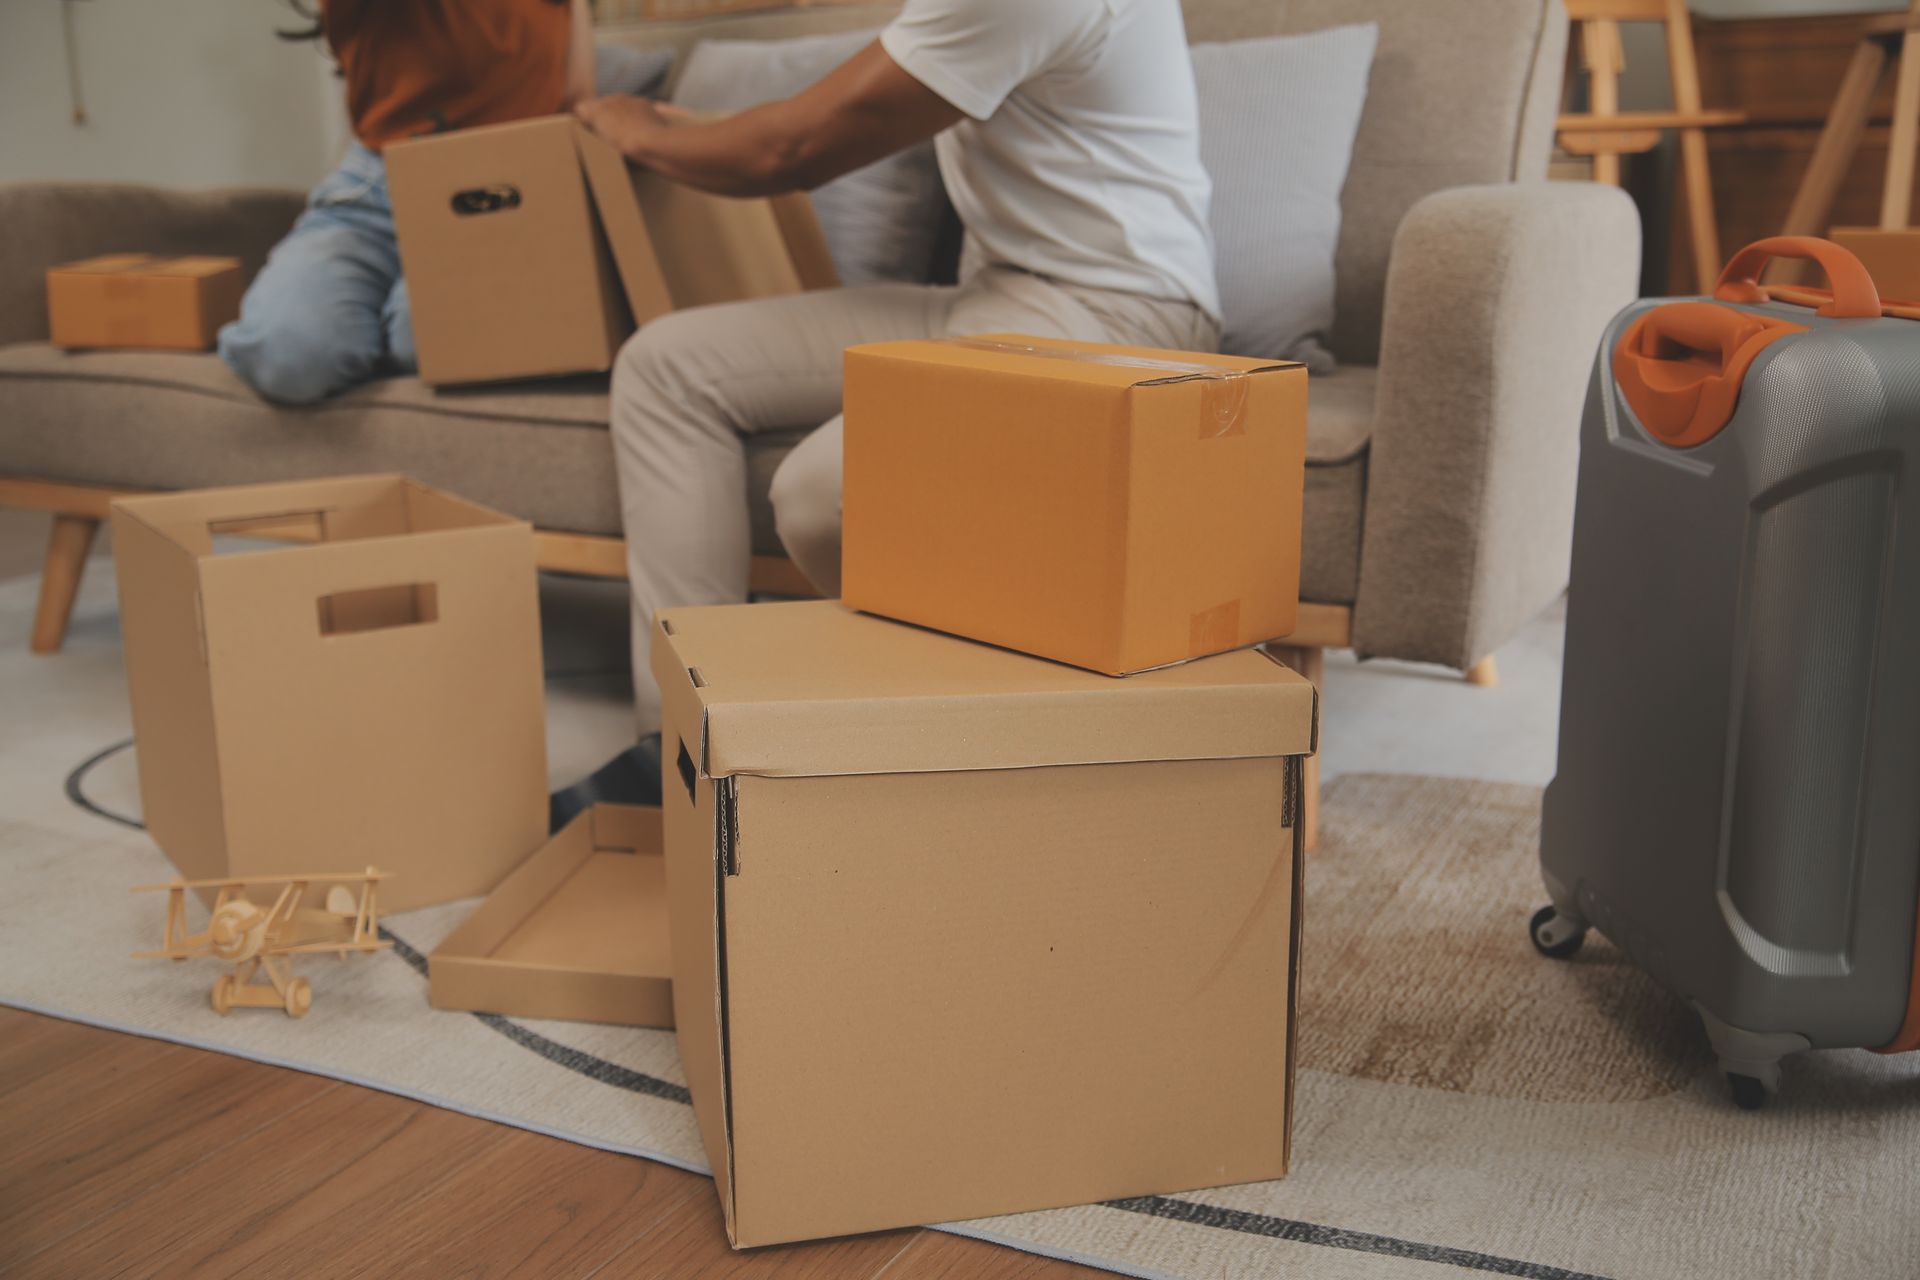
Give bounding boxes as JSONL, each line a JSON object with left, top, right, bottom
{"left": 3, "top": 572, "right": 1918, "bottom": 1279}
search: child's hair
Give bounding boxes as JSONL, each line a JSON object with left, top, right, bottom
{"left": 276, "top": 0, "right": 322, "bottom": 43}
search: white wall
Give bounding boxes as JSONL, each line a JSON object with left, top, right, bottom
{"left": 0, "top": 0, "right": 1901, "bottom": 191}
{"left": 0, "top": 0, "right": 345, "bottom": 191}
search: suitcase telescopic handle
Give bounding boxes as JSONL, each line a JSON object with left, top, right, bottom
{"left": 1712, "top": 235, "right": 1882, "bottom": 318}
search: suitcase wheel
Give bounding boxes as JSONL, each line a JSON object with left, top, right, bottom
{"left": 1528, "top": 905, "right": 1587, "bottom": 960}
{"left": 1726, "top": 1073, "right": 1768, "bottom": 1111}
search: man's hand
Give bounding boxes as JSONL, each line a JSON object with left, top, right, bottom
{"left": 566, "top": 41, "right": 963, "bottom": 198}
{"left": 573, "top": 95, "right": 675, "bottom": 160}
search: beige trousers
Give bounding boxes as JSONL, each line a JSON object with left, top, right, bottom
{"left": 610, "top": 265, "right": 1219, "bottom": 732}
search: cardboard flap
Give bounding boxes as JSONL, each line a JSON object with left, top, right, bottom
{"left": 573, "top": 122, "right": 675, "bottom": 325}
{"left": 654, "top": 602, "right": 1315, "bottom": 780}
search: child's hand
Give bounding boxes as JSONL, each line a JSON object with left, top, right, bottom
{"left": 573, "top": 95, "right": 677, "bottom": 162}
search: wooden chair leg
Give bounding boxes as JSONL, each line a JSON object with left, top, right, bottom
{"left": 1882, "top": 14, "right": 1920, "bottom": 229}
{"left": 31, "top": 513, "right": 100, "bottom": 654}
{"left": 1465, "top": 655, "right": 1500, "bottom": 688}
{"left": 1665, "top": 0, "right": 1723, "bottom": 292}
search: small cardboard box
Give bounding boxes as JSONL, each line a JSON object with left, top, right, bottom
{"left": 429, "top": 803, "right": 674, "bottom": 1026}
{"left": 386, "top": 115, "right": 837, "bottom": 386}
{"left": 652, "top": 600, "right": 1314, "bottom": 1247}
{"left": 1829, "top": 228, "right": 1920, "bottom": 302}
{"left": 842, "top": 335, "right": 1308, "bottom": 676}
{"left": 47, "top": 253, "right": 243, "bottom": 351}
{"left": 110, "top": 476, "right": 548, "bottom": 912}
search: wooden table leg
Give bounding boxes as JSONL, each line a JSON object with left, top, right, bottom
{"left": 31, "top": 513, "right": 100, "bottom": 655}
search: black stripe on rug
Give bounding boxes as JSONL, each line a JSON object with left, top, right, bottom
{"left": 68, "top": 738, "right": 1601, "bottom": 1279}
{"left": 1101, "top": 1196, "right": 1608, "bottom": 1278}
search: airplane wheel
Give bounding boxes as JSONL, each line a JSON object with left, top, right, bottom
{"left": 285, "top": 978, "right": 312, "bottom": 1019}
{"left": 211, "top": 975, "right": 234, "bottom": 1016}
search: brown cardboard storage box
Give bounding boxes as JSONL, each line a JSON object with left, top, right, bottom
{"left": 842, "top": 335, "right": 1308, "bottom": 676}
{"left": 429, "top": 803, "right": 673, "bottom": 1026}
{"left": 652, "top": 600, "right": 1315, "bottom": 1248}
{"left": 385, "top": 115, "right": 836, "bottom": 386}
{"left": 1829, "top": 228, "right": 1920, "bottom": 302}
{"left": 111, "top": 476, "right": 548, "bottom": 912}
{"left": 47, "top": 253, "right": 243, "bottom": 351}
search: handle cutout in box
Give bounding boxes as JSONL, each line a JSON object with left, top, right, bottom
{"left": 451, "top": 185, "right": 522, "bottom": 216}
{"left": 319, "top": 583, "right": 438, "bottom": 636}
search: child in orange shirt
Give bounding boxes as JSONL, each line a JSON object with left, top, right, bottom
{"left": 220, "top": 0, "right": 594, "bottom": 404}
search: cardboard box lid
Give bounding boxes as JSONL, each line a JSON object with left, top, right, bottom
{"left": 429, "top": 804, "right": 674, "bottom": 1026}
{"left": 654, "top": 600, "right": 1315, "bottom": 780}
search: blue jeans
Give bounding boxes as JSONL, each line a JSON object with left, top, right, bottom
{"left": 218, "top": 143, "right": 416, "bottom": 405}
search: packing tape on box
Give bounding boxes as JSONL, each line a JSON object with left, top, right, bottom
{"left": 941, "top": 337, "right": 1250, "bottom": 439}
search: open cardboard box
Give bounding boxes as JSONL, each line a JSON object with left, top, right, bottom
{"left": 430, "top": 803, "right": 674, "bottom": 1027}
{"left": 110, "top": 476, "right": 548, "bottom": 912}
{"left": 386, "top": 114, "right": 837, "bottom": 386}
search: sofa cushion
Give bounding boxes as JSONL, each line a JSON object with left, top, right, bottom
{"left": 1194, "top": 25, "right": 1377, "bottom": 368}
{"left": 1183, "top": 0, "right": 1564, "bottom": 365}
{"left": 672, "top": 31, "right": 950, "bottom": 287}
{"left": 0, "top": 344, "right": 1371, "bottom": 602}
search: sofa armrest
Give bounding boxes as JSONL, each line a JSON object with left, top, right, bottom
{"left": 0, "top": 182, "right": 305, "bottom": 347}
{"left": 1351, "top": 181, "right": 1640, "bottom": 669}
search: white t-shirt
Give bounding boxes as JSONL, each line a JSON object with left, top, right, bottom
{"left": 879, "top": 0, "right": 1220, "bottom": 321}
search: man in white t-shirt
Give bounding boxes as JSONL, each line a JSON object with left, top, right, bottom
{"left": 565, "top": 0, "right": 1218, "bottom": 802}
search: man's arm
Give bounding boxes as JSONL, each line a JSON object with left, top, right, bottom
{"left": 572, "top": 41, "right": 962, "bottom": 197}
{"left": 563, "top": 0, "right": 596, "bottom": 108}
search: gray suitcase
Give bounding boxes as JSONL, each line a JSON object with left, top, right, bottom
{"left": 1533, "top": 236, "right": 1920, "bottom": 1108}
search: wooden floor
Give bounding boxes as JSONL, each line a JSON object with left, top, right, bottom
{"left": 0, "top": 1008, "right": 1109, "bottom": 1279}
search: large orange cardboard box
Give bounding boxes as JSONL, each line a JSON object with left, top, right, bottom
{"left": 842, "top": 335, "right": 1307, "bottom": 675}
{"left": 110, "top": 476, "right": 548, "bottom": 912}
{"left": 429, "top": 803, "right": 674, "bottom": 1026}
{"left": 385, "top": 115, "right": 836, "bottom": 386}
{"left": 652, "top": 600, "right": 1313, "bottom": 1247}
{"left": 47, "top": 253, "right": 243, "bottom": 351}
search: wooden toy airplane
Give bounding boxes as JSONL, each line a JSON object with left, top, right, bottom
{"left": 133, "top": 868, "right": 391, "bottom": 1017}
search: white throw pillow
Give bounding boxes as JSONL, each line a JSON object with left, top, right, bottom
{"left": 673, "top": 31, "right": 950, "bottom": 288}
{"left": 1193, "top": 25, "right": 1378, "bottom": 368}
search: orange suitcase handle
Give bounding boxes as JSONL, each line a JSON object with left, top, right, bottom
{"left": 1711, "top": 235, "right": 1882, "bottom": 318}
{"left": 1611, "top": 302, "right": 1805, "bottom": 448}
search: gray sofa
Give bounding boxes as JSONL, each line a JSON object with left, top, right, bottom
{"left": 0, "top": 0, "right": 1638, "bottom": 689}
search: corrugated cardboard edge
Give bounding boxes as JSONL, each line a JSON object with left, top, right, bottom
{"left": 1283, "top": 754, "right": 1304, "bottom": 1176}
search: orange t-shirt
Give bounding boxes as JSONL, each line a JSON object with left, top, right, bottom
{"left": 323, "top": 0, "right": 573, "bottom": 152}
